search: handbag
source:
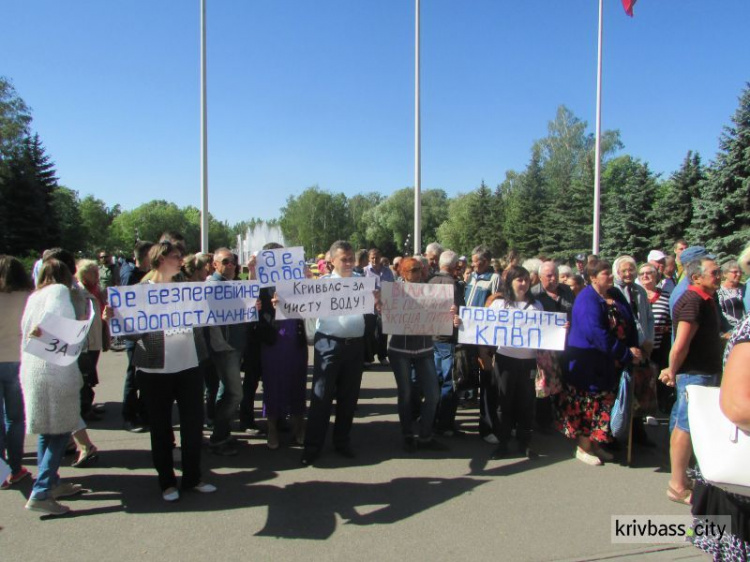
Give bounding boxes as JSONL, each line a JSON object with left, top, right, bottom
{"left": 632, "top": 360, "right": 658, "bottom": 415}
{"left": 535, "top": 350, "right": 563, "bottom": 398}
{"left": 687, "top": 384, "right": 750, "bottom": 496}
{"left": 609, "top": 369, "right": 632, "bottom": 441}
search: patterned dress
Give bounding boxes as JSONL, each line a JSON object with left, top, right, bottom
{"left": 690, "top": 314, "right": 750, "bottom": 561}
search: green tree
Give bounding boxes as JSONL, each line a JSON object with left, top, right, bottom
{"left": 600, "top": 155, "right": 660, "bottom": 261}
{"left": 279, "top": 186, "right": 350, "bottom": 256}
{"left": 688, "top": 83, "right": 750, "bottom": 258}
{"left": 436, "top": 191, "right": 478, "bottom": 257}
{"left": 502, "top": 147, "right": 546, "bottom": 258}
{"left": 80, "top": 195, "right": 119, "bottom": 253}
{"left": 347, "top": 192, "right": 384, "bottom": 250}
{"left": 650, "top": 151, "right": 704, "bottom": 251}
{"left": 51, "top": 186, "right": 85, "bottom": 252}
{"left": 0, "top": 77, "right": 32, "bottom": 156}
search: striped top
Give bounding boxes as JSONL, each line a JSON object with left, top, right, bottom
{"left": 648, "top": 287, "right": 672, "bottom": 350}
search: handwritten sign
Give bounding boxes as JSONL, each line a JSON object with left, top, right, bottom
{"left": 107, "top": 280, "right": 260, "bottom": 335}
{"left": 275, "top": 277, "right": 376, "bottom": 320}
{"left": 457, "top": 305, "right": 567, "bottom": 350}
{"left": 24, "top": 307, "right": 96, "bottom": 366}
{"left": 256, "top": 246, "right": 306, "bottom": 287}
{"left": 380, "top": 281, "right": 454, "bottom": 336}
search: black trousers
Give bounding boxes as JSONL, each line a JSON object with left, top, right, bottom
{"left": 489, "top": 353, "right": 537, "bottom": 447}
{"left": 122, "top": 347, "right": 148, "bottom": 425}
{"left": 137, "top": 367, "right": 204, "bottom": 491}
{"left": 304, "top": 334, "right": 364, "bottom": 452}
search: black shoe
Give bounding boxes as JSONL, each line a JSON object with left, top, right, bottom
{"left": 209, "top": 441, "right": 239, "bottom": 456}
{"left": 523, "top": 447, "right": 539, "bottom": 459}
{"left": 300, "top": 449, "right": 318, "bottom": 466}
{"left": 123, "top": 421, "right": 148, "bottom": 433}
{"left": 243, "top": 422, "right": 267, "bottom": 437}
{"left": 403, "top": 435, "right": 417, "bottom": 453}
{"left": 417, "top": 438, "right": 449, "bottom": 452}
{"left": 334, "top": 445, "right": 356, "bottom": 459}
{"left": 491, "top": 442, "right": 509, "bottom": 460}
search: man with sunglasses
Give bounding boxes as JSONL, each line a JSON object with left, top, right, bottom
{"left": 207, "top": 248, "right": 249, "bottom": 456}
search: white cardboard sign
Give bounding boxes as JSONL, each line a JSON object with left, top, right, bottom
{"left": 23, "top": 307, "right": 96, "bottom": 366}
{"left": 274, "top": 277, "right": 376, "bottom": 320}
{"left": 107, "top": 281, "right": 260, "bottom": 336}
{"left": 380, "top": 281, "right": 454, "bottom": 336}
{"left": 256, "top": 246, "right": 306, "bottom": 287}
{"left": 457, "top": 305, "right": 567, "bottom": 350}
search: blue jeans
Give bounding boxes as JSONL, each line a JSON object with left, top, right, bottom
{"left": 31, "top": 433, "right": 69, "bottom": 500}
{"left": 390, "top": 351, "right": 439, "bottom": 439}
{"left": 669, "top": 373, "right": 720, "bottom": 433}
{"left": 0, "top": 362, "right": 25, "bottom": 474}
{"left": 210, "top": 349, "right": 244, "bottom": 443}
{"left": 433, "top": 343, "right": 458, "bottom": 432}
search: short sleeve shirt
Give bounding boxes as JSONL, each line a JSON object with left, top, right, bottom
{"left": 673, "top": 287, "right": 722, "bottom": 375}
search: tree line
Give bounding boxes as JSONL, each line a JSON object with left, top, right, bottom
{"left": 2, "top": 75, "right": 748, "bottom": 263}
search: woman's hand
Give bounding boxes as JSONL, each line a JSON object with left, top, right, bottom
{"left": 29, "top": 326, "right": 42, "bottom": 338}
{"left": 246, "top": 255, "right": 257, "bottom": 281}
{"left": 102, "top": 305, "right": 114, "bottom": 322}
{"left": 374, "top": 290, "right": 382, "bottom": 314}
{"left": 629, "top": 346, "right": 643, "bottom": 362}
{"left": 451, "top": 304, "right": 462, "bottom": 328}
{"left": 270, "top": 292, "right": 278, "bottom": 310}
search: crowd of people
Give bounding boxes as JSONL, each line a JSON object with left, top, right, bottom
{"left": 1, "top": 232, "right": 749, "bottom": 560}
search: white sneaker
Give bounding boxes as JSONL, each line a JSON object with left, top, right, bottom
{"left": 645, "top": 416, "right": 659, "bottom": 426}
{"left": 593, "top": 447, "right": 614, "bottom": 462}
{"left": 162, "top": 487, "right": 180, "bottom": 502}
{"left": 193, "top": 482, "right": 217, "bottom": 494}
{"left": 575, "top": 448, "right": 603, "bottom": 466}
{"left": 483, "top": 434, "right": 499, "bottom": 444}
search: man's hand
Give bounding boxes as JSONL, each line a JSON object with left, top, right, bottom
{"left": 659, "top": 368, "right": 675, "bottom": 387}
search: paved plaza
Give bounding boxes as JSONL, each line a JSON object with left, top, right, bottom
{"left": 0, "top": 351, "right": 707, "bottom": 561}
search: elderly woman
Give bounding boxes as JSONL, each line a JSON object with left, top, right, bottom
{"left": 521, "top": 258, "right": 543, "bottom": 288}
{"left": 717, "top": 260, "right": 746, "bottom": 335}
{"left": 20, "top": 260, "right": 86, "bottom": 515}
{"left": 690, "top": 310, "right": 750, "bottom": 559}
{"left": 108, "top": 240, "right": 216, "bottom": 502}
{"left": 182, "top": 253, "right": 212, "bottom": 283}
{"left": 0, "top": 256, "right": 32, "bottom": 490}
{"left": 558, "top": 265, "right": 574, "bottom": 285}
{"left": 389, "top": 257, "right": 446, "bottom": 452}
{"left": 557, "top": 259, "right": 641, "bottom": 465}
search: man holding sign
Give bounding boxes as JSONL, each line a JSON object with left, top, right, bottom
{"left": 301, "top": 241, "right": 371, "bottom": 466}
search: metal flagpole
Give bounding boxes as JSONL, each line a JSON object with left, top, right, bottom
{"left": 413, "top": 0, "right": 422, "bottom": 256}
{"left": 592, "top": 0, "right": 604, "bottom": 255}
{"left": 200, "top": 0, "right": 210, "bottom": 253}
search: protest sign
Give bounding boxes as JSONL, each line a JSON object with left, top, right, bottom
{"left": 457, "top": 305, "right": 567, "bottom": 350}
{"left": 24, "top": 307, "right": 96, "bottom": 366}
{"left": 275, "top": 277, "right": 376, "bottom": 320}
{"left": 256, "top": 246, "right": 306, "bottom": 287}
{"left": 107, "top": 280, "right": 260, "bottom": 336}
{"left": 380, "top": 281, "right": 454, "bottom": 336}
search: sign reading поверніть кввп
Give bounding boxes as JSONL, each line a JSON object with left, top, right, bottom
{"left": 457, "top": 306, "right": 567, "bottom": 350}
{"left": 274, "top": 277, "right": 377, "bottom": 320}
{"left": 107, "top": 281, "right": 260, "bottom": 335}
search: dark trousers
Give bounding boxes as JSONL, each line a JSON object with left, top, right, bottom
{"left": 137, "top": 367, "right": 204, "bottom": 491}
{"left": 489, "top": 354, "right": 537, "bottom": 447}
{"left": 122, "top": 347, "right": 148, "bottom": 425}
{"left": 304, "top": 334, "right": 364, "bottom": 452}
{"left": 240, "top": 342, "right": 262, "bottom": 427}
{"left": 79, "top": 350, "right": 100, "bottom": 417}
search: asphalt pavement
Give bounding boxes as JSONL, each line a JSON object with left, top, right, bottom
{"left": 0, "top": 350, "right": 708, "bottom": 561}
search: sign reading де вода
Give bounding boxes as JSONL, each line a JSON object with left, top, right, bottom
{"left": 255, "top": 246, "right": 306, "bottom": 287}
{"left": 380, "top": 281, "right": 454, "bottom": 336}
{"left": 457, "top": 305, "right": 567, "bottom": 350}
{"left": 274, "top": 277, "right": 377, "bottom": 319}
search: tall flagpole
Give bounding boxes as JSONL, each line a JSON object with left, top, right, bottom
{"left": 413, "top": 0, "right": 422, "bottom": 256}
{"left": 592, "top": 0, "right": 604, "bottom": 255}
{"left": 200, "top": 0, "right": 209, "bottom": 253}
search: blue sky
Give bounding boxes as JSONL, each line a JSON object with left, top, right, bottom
{"left": 4, "top": 1, "right": 749, "bottom": 224}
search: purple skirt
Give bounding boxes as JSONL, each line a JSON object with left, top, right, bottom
{"left": 261, "top": 320, "right": 308, "bottom": 418}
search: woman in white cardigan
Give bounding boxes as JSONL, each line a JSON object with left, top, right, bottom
{"left": 20, "top": 259, "right": 85, "bottom": 516}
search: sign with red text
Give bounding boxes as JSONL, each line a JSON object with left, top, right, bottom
{"left": 380, "top": 281, "right": 454, "bottom": 336}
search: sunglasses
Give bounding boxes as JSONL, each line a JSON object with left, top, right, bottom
{"left": 220, "top": 258, "right": 236, "bottom": 266}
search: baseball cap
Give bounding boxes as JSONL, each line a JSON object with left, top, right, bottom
{"left": 647, "top": 250, "right": 667, "bottom": 262}
{"left": 679, "top": 246, "right": 716, "bottom": 265}
{"left": 575, "top": 253, "right": 586, "bottom": 262}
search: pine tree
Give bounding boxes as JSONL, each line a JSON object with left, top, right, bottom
{"left": 503, "top": 146, "right": 545, "bottom": 257}
{"left": 689, "top": 83, "right": 750, "bottom": 258}
{"left": 650, "top": 151, "right": 703, "bottom": 250}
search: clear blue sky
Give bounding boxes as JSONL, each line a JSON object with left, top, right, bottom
{"left": 4, "top": 1, "right": 749, "bottom": 225}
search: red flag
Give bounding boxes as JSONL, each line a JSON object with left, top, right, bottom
{"left": 621, "top": 0, "right": 637, "bottom": 16}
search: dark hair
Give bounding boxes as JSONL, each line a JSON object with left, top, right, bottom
{"left": 135, "top": 240, "right": 154, "bottom": 263}
{"left": 586, "top": 259, "right": 612, "bottom": 281}
{"left": 503, "top": 265, "right": 532, "bottom": 306}
{"left": 329, "top": 240, "right": 353, "bottom": 256}
{"left": 149, "top": 241, "right": 182, "bottom": 270}
{"left": 37, "top": 258, "right": 73, "bottom": 289}
{"left": 0, "top": 255, "right": 33, "bottom": 292}
{"left": 262, "top": 242, "right": 283, "bottom": 250}
{"left": 472, "top": 245, "right": 492, "bottom": 262}
{"left": 42, "top": 247, "right": 76, "bottom": 274}
{"left": 182, "top": 253, "right": 211, "bottom": 279}
{"left": 159, "top": 231, "right": 187, "bottom": 255}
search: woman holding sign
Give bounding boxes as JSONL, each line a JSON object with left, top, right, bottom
{"left": 108, "top": 240, "right": 216, "bottom": 502}
{"left": 485, "top": 266, "right": 544, "bottom": 459}
{"left": 20, "top": 259, "right": 85, "bottom": 516}
{"left": 388, "top": 257, "right": 447, "bottom": 452}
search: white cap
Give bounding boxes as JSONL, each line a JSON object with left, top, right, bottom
{"left": 647, "top": 250, "right": 667, "bottom": 262}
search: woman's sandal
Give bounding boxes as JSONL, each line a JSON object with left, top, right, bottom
{"left": 72, "top": 446, "right": 99, "bottom": 468}
{"left": 666, "top": 486, "right": 692, "bottom": 505}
